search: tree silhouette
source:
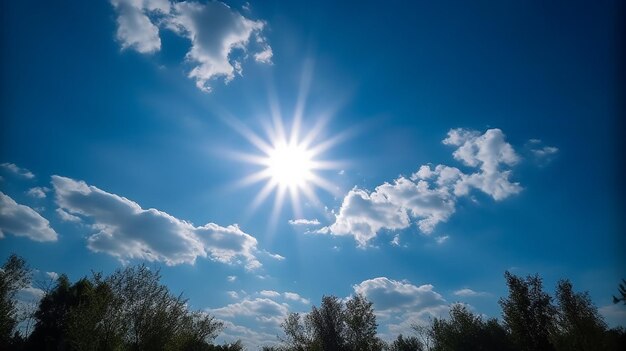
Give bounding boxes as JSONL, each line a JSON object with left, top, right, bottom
{"left": 429, "top": 304, "right": 513, "bottom": 351}
{"left": 0, "top": 254, "right": 31, "bottom": 346}
{"left": 613, "top": 279, "right": 626, "bottom": 305}
{"left": 500, "top": 271, "right": 556, "bottom": 351}
{"left": 388, "top": 334, "right": 423, "bottom": 351}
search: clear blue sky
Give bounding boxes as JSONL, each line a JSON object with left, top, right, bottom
{"left": 1, "top": 0, "right": 624, "bottom": 348}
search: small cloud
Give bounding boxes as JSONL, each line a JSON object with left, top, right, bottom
{"left": 435, "top": 235, "right": 449, "bottom": 245}
{"left": 261, "top": 250, "right": 285, "bottom": 261}
{"left": 26, "top": 187, "right": 49, "bottom": 199}
{"left": 390, "top": 234, "right": 400, "bottom": 246}
{"left": 284, "top": 292, "right": 310, "bottom": 305}
{"left": 259, "top": 290, "right": 280, "bottom": 298}
{"left": 1, "top": 163, "right": 34, "bottom": 179}
{"left": 288, "top": 218, "right": 321, "bottom": 226}
{"left": 227, "top": 275, "right": 237, "bottom": 282}
{"left": 453, "top": 288, "right": 489, "bottom": 297}
{"left": 526, "top": 139, "right": 559, "bottom": 166}
{"left": 338, "top": 170, "right": 345, "bottom": 175}
{"left": 227, "top": 291, "right": 239, "bottom": 299}
{"left": 46, "top": 272, "right": 59, "bottom": 280}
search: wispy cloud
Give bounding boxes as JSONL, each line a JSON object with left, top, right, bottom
{"left": 453, "top": 288, "right": 489, "bottom": 297}
{"left": 1, "top": 163, "right": 35, "bottom": 179}
{"left": 288, "top": 218, "right": 321, "bottom": 226}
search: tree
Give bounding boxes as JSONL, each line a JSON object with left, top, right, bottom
{"left": 27, "top": 275, "right": 96, "bottom": 350}
{"left": 387, "top": 334, "right": 423, "bottom": 351}
{"left": 279, "top": 294, "right": 382, "bottom": 351}
{"left": 500, "top": 271, "right": 556, "bottom": 351}
{"left": 280, "top": 312, "right": 312, "bottom": 351}
{"left": 104, "top": 264, "right": 223, "bottom": 350}
{"left": 429, "top": 304, "right": 513, "bottom": 351}
{"left": 307, "top": 295, "right": 345, "bottom": 350}
{"left": 0, "top": 254, "right": 31, "bottom": 346}
{"left": 612, "top": 279, "right": 626, "bottom": 305}
{"left": 552, "top": 279, "right": 606, "bottom": 351}
{"left": 344, "top": 293, "right": 382, "bottom": 351}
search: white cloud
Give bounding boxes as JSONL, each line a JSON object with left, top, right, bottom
{"left": 51, "top": 175, "right": 262, "bottom": 268}
{"left": 328, "top": 188, "right": 410, "bottom": 247}
{"left": 167, "top": 1, "right": 269, "bottom": 92}
{"left": 110, "top": 0, "right": 169, "bottom": 54}
{"left": 227, "top": 275, "right": 237, "bottom": 282}
{"left": 217, "top": 319, "right": 279, "bottom": 350}
{"left": 56, "top": 208, "right": 81, "bottom": 223}
{"left": 26, "top": 187, "right": 49, "bottom": 199}
{"left": 352, "top": 277, "right": 449, "bottom": 340}
{"left": 0, "top": 192, "right": 58, "bottom": 242}
{"left": 323, "top": 128, "right": 526, "bottom": 246}
{"left": 284, "top": 292, "right": 310, "bottom": 305}
{"left": 227, "top": 291, "right": 239, "bottom": 299}
{"left": 110, "top": 0, "right": 272, "bottom": 92}
{"left": 1, "top": 163, "right": 34, "bottom": 179}
{"left": 453, "top": 288, "right": 489, "bottom": 297}
{"left": 353, "top": 277, "right": 446, "bottom": 313}
{"left": 45, "top": 271, "right": 59, "bottom": 280}
{"left": 209, "top": 297, "right": 289, "bottom": 326}
{"left": 526, "top": 139, "right": 559, "bottom": 165}
{"left": 288, "top": 218, "right": 321, "bottom": 226}
{"left": 435, "top": 235, "right": 449, "bottom": 244}
{"left": 443, "top": 128, "right": 521, "bottom": 201}
{"left": 259, "top": 290, "right": 281, "bottom": 298}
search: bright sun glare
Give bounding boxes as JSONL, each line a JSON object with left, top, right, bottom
{"left": 266, "top": 142, "right": 314, "bottom": 189}
{"left": 225, "top": 63, "right": 348, "bottom": 224}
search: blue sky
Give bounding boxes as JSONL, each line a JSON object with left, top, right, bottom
{"left": 1, "top": 0, "right": 624, "bottom": 348}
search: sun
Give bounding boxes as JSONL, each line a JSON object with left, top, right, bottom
{"left": 266, "top": 142, "right": 314, "bottom": 189}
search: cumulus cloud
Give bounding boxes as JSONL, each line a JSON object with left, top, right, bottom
{"left": 1, "top": 163, "right": 35, "bottom": 179}
{"left": 353, "top": 277, "right": 446, "bottom": 313}
{"left": 110, "top": 0, "right": 169, "bottom": 53}
{"left": 227, "top": 275, "right": 237, "bottom": 282}
{"left": 353, "top": 277, "right": 449, "bottom": 339}
{"left": 209, "top": 297, "right": 289, "bottom": 326}
{"left": 26, "top": 187, "right": 49, "bottom": 199}
{"left": 288, "top": 218, "right": 321, "bottom": 226}
{"left": 442, "top": 128, "right": 522, "bottom": 200}
{"left": 110, "top": 0, "right": 272, "bottom": 92}
{"left": 0, "top": 192, "right": 58, "bottom": 242}
{"left": 46, "top": 271, "right": 59, "bottom": 280}
{"left": 51, "top": 175, "right": 264, "bottom": 268}
{"left": 323, "top": 128, "right": 534, "bottom": 247}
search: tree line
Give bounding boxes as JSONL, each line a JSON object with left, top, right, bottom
{"left": 1, "top": 254, "right": 625, "bottom": 351}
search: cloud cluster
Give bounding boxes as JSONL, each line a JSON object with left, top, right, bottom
{"left": 324, "top": 128, "right": 528, "bottom": 246}
{"left": 51, "top": 175, "right": 263, "bottom": 269}
{"left": 0, "top": 192, "right": 58, "bottom": 242}
{"left": 110, "top": 0, "right": 271, "bottom": 92}
{"left": 352, "top": 277, "right": 449, "bottom": 338}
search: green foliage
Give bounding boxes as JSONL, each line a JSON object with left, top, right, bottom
{"left": 429, "top": 304, "right": 513, "bottom": 351}
{"left": 387, "top": 334, "right": 423, "bottom": 351}
{"left": 0, "top": 254, "right": 31, "bottom": 346}
{"left": 279, "top": 294, "right": 382, "bottom": 351}
{"left": 500, "top": 271, "right": 557, "bottom": 351}
{"left": 552, "top": 279, "right": 607, "bottom": 351}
